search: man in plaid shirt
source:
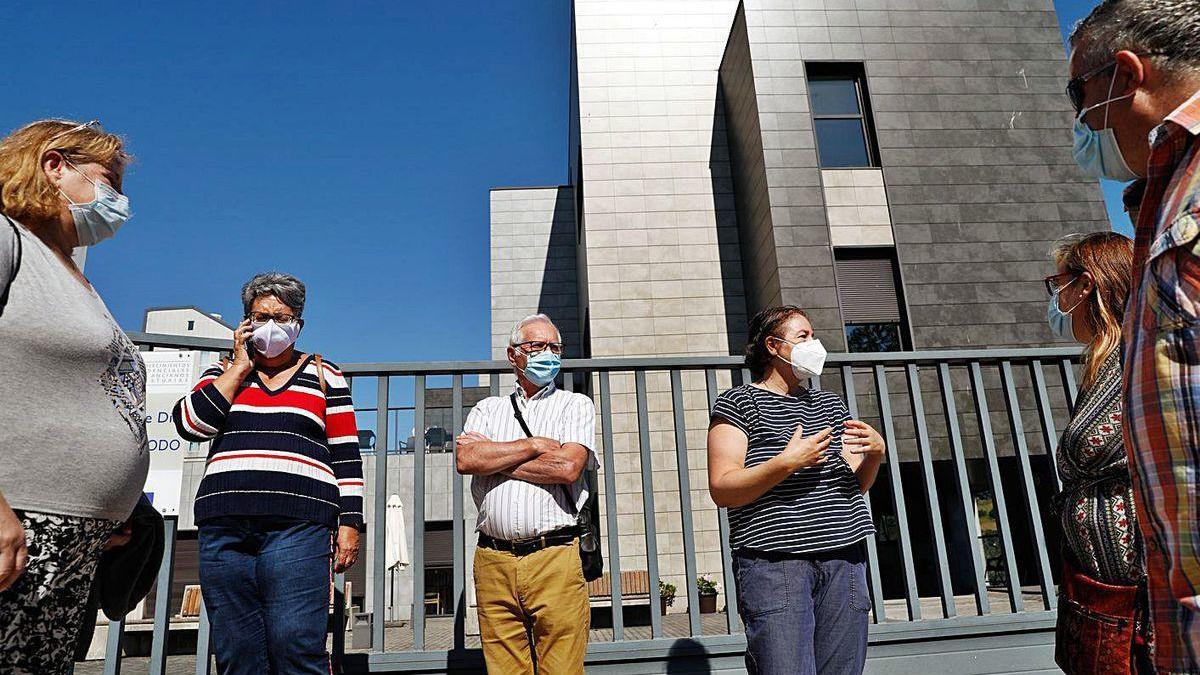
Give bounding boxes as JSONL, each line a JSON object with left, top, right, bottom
{"left": 1068, "top": 1, "right": 1200, "bottom": 671}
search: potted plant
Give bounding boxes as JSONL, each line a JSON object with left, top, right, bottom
{"left": 696, "top": 574, "right": 720, "bottom": 614}
{"left": 659, "top": 580, "right": 676, "bottom": 615}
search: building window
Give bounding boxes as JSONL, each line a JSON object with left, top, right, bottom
{"left": 186, "top": 320, "right": 195, "bottom": 331}
{"left": 834, "top": 248, "right": 909, "bottom": 352}
{"left": 806, "top": 63, "right": 879, "bottom": 169}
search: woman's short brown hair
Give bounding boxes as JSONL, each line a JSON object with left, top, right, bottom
{"left": 0, "top": 120, "right": 130, "bottom": 230}
{"left": 745, "top": 305, "right": 810, "bottom": 380}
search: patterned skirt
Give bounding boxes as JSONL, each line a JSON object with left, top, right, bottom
{"left": 0, "top": 510, "right": 116, "bottom": 674}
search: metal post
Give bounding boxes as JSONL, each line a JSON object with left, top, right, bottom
{"left": 412, "top": 376, "right": 427, "bottom": 650}
{"left": 195, "top": 598, "right": 212, "bottom": 675}
{"left": 598, "top": 372, "right": 625, "bottom": 641}
{"left": 905, "top": 364, "right": 955, "bottom": 618}
{"left": 149, "top": 517, "right": 177, "bottom": 675}
{"left": 102, "top": 619, "right": 124, "bottom": 675}
{"left": 999, "top": 361, "right": 1056, "bottom": 611}
{"left": 705, "top": 369, "right": 740, "bottom": 634}
{"left": 451, "top": 375, "right": 466, "bottom": 648}
{"left": 1059, "top": 359, "right": 1079, "bottom": 417}
{"left": 1029, "top": 361, "right": 1063, "bottom": 490}
{"left": 970, "top": 362, "right": 1024, "bottom": 613}
{"left": 669, "top": 370, "right": 702, "bottom": 636}
{"left": 635, "top": 370, "right": 662, "bottom": 638}
{"left": 372, "top": 377, "right": 390, "bottom": 651}
{"left": 874, "top": 366, "right": 921, "bottom": 621}
{"left": 937, "top": 364, "right": 990, "bottom": 616}
{"left": 842, "top": 365, "right": 886, "bottom": 624}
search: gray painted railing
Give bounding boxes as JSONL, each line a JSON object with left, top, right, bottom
{"left": 97, "top": 332, "right": 1079, "bottom": 673}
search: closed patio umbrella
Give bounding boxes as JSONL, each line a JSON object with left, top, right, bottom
{"left": 385, "top": 494, "right": 410, "bottom": 620}
{"left": 386, "top": 494, "right": 410, "bottom": 571}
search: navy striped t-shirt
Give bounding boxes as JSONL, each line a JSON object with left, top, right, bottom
{"left": 711, "top": 384, "right": 875, "bottom": 554}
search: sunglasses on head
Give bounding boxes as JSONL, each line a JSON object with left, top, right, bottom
{"left": 45, "top": 119, "right": 102, "bottom": 147}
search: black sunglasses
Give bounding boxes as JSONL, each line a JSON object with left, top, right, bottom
{"left": 1066, "top": 51, "right": 1168, "bottom": 114}
{"left": 1043, "top": 272, "right": 1075, "bottom": 296}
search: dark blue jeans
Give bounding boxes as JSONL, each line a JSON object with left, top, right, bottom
{"left": 734, "top": 543, "right": 870, "bottom": 675}
{"left": 198, "top": 517, "right": 333, "bottom": 675}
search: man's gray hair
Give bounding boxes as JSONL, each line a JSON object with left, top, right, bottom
{"left": 509, "top": 313, "right": 559, "bottom": 346}
{"left": 241, "top": 272, "right": 306, "bottom": 317}
{"left": 1069, "top": 0, "right": 1200, "bottom": 76}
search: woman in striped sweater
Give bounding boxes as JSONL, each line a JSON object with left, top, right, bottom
{"left": 172, "top": 272, "right": 363, "bottom": 675}
{"left": 708, "top": 306, "right": 885, "bottom": 675}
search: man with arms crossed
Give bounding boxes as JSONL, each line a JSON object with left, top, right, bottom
{"left": 456, "top": 314, "right": 595, "bottom": 674}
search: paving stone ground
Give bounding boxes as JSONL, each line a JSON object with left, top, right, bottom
{"left": 73, "top": 589, "right": 1045, "bottom": 674}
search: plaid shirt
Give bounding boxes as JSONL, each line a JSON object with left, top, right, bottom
{"left": 1123, "top": 88, "right": 1200, "bottom": 674}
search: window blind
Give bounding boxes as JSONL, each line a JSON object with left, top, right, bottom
{"left": 835, "top": 254, "right": 902, "bottom": 324}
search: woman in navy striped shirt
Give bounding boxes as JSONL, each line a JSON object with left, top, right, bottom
{"left": 172, "top": 272, "right": 363, "bottom": 675}
{"left": 708, "top": 305, "right": 885, "bottom": 675}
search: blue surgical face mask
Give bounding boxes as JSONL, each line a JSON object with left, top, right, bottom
{"left": 1071, "top": 67, "right": 1137, "bottom": 182}
{"left": 59, "top": 160, "right": 131, "bottom": 246}
{"left": 1047, "top": 278, "right": 1085, "bottom": 339}
{"left": 522, "top": 350, "right": 561, "bottom": 387}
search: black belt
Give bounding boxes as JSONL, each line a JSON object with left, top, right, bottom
{"left": 478, "top": 526, "right": 579, "bottom": 557}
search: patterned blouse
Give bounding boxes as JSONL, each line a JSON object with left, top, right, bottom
{"left": 1053, "top": 350, "right": 1143, "bottom": 585}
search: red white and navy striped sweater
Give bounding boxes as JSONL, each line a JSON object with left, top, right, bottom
{"left": 172, "top": 355, "right": 364, "bottom": 530}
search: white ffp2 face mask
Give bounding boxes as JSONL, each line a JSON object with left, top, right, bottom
{"left": 250, "top": 320, "right": 301, "bottom": 358}
{"left": 774, "top": 337, "right": 828, "bottom": 379}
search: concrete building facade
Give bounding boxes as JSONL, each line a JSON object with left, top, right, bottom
{"left": 490, "top": 0, "right": 1107, "bottom": 611}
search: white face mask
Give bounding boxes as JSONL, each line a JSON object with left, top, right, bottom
{"left": 250, "top": 320, "right": 301, "bottom": 358}
{"left": 773, "top": 337, "right": 828, "bottom": 379}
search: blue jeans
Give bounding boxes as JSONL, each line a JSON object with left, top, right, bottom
{"left": 198, "top": 517, "right": 333, "bottom": 675}
{"left": 734, "top": 543, "right": 870, "bottom": 675}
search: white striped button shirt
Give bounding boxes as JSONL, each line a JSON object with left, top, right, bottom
{"left": 463, "top": 383, "right": 597, "bottom": 541}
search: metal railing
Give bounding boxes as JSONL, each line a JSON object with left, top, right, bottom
{"left": 93, "top": 332, "right": 1081, "bottom": 673}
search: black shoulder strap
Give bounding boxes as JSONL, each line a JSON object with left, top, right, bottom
{"left": 0, "top": 214, "right": 22, "bottom": 318}
{"left": 510, "top": 391, "right": 579, "bottom": 516}
{"left": 509, "top": 392, "right": 534, "bottom": 438}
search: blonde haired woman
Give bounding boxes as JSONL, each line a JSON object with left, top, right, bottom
{"left": 1044, "top": 232, "right": 1149, "bottom": 674}
{"left": 0, "top": 120, "right": 143, "bottom": 672}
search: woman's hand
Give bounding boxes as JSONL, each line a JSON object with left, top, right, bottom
{"left": 334, "top": 525, "right": 360, "bottom": 573}
{"left": 0, "top": 498, "right": 28, "bottom": 592}
{"left": 104, "top": 522, "right": 133, "bottom": 551}
{"left": 843, "top": 420, "right": 885, "bottom": 456}
{"left": 779, "top": 424, "right": 833, "bottom": 471}
{"left": 230, "top": 320, "right": 256, "bottom": 374}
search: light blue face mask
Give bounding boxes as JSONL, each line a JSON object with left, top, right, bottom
{"left": 1071, "top": 66, "right": 1137, "bottom": 182}
{"left": 59, "top": 161, "right": 131, "bottom": 246}
{"left": 522, "top": 350, "right": 561, "bottom": 387}
{"left": 1047, "top": 277, "right": 1085, "bottom": 339}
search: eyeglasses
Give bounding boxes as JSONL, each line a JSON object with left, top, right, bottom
{"left": 1066, "top": 52, "right": 1167, "bottom": 114}
{"left": 247, "top": 312, "right": 299, "bottom": 326}
{"left": 1043, "top": 272, "right": 1076, "bottom": 296}
{"left": 513, "top": 340, "right": 564, "bottom": 355}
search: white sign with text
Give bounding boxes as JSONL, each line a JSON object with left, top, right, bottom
{"left": 142, "top": 350, "right": 207, "bottom": 516}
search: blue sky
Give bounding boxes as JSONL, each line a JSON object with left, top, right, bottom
{"left": 0, "top": 1, "right": 571, "bottom": 366}
{"left": 0, "top": 0, "right": 1124, "bottom": 367}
